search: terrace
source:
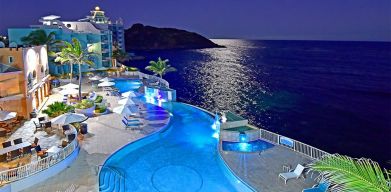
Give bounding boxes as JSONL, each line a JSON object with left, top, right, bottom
{"left": 1, "top": 71, "right": 327, "bottom": 191}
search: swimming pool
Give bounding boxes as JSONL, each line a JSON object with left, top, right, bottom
{"left": 114, "top": 79, "right": 142, "bottom": 93}
{"left": 100, "top": 102, "right": 254, "bottom": 192}
{"left": 222, "top": 140, "right": 274, "bottom": 153}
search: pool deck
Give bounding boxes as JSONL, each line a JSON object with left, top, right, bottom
{"left": 20, "top": 80, "right": 171, "bottom": 192}
{"left": 220, "top": 141, "right": 318, "bottom": 192}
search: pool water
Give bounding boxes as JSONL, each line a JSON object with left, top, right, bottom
{"left": 222, "top": 140, "right": 274, "bottom": 153}
{"left": 101, "top": 102, "right": 253, "bottom": 192}
{"left": 114, "top": 79, "right": 142, "bottom": 93}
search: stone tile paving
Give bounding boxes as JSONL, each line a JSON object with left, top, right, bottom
{"left": 220, "top": 143, "right": 318, "bottom": 192}
{"left": 20, "top": 83, "right": 171, "bottom": 192}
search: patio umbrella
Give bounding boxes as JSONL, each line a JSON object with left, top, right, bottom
{"left": 51, "top": 113, "right": 88, "bottom": 125}
{"left": 95, "top": 67, "right": 108, "bottom": 71}
{"left": 118, "top": 98, "right": 135, "bottom": 105}
{"left": 113, "top": 104, "right": 139, "bottom": 115}
{"left": 59, "top": 88, "right": 79, "bottom": 95}
{"left": 88, "top": 75, "right": 101, "bottom": 81}
{"left": 0, "top": 110, "right": 17, "bottom": 122}
{"left": 98, "top": 81, "right": 115, "bottom": 87}
{"left": 99, "top": 77, "right": 114, "bottom": 82}
{"left": 121, "top": 91, "right": 137, "bottom": 98}
{"left": 59, "top": 83, "right": 79, "bottom": 90}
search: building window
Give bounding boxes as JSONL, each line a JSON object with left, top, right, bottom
{"left": 8, "top": 56, "right": 14, "bottom": 64}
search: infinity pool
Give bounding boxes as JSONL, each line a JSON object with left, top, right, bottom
{"left": 101, "top": 102, "right": 253, "bottom": 192}
{"left": 114, "top": 79, "right": 142, "bottom": 93}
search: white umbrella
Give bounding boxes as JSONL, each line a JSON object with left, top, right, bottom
{"left": 51, "top": 113, "right": 87, "bottom": 125}
{"left": 99, "top": 77, "right": 114, "bottom": 82}
{"left": 59, "top": 88, "right": 79, "bottom": 95}
{"left": 89, "top": 75, "right": 101, "bottom": 81}
{"left": 118, "top": 98, "right": 135, "bottom": 105}
{"left": 59, "top": 83, "right": 79, "bottom": 90}
{"left": 98, "top": 81, "right": 115, "bottom": 87}
{"left": 121, "top": 91, "right": 137, "bottom": 98}
{"left": 0, "top": 111, "right": 17, "bottom": 122}
{"left": 113, "top": 105, "right": 139, "bottom": 115}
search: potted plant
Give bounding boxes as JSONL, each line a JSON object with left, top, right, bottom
{"left": 94, "top": 104, "right": 108, "bottom": 116}
{"left": 74, "top": 99, "right": 95, "bottom": 116}
{"left": 42, "top": 102, "right": 75, "bottom": 118}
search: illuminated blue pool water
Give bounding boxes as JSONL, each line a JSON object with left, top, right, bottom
{"left": 222, "top": 140, "right": 274, "bottom": 152}
{"left": 114, "top": 79, "right": 142, "bottom": 93}
{"left": 101, "top": 102, "right": 253, "bottom": 192}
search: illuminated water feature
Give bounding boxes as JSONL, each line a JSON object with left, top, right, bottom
{"left": 113, "top": 79, "right": 142, "bottom": 93}
{"left": 101, "top": 102, "right": 253, "bottom": 192}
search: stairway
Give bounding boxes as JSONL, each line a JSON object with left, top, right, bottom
{"left": 99, "top": 166, "right": 126, "bottom": 192}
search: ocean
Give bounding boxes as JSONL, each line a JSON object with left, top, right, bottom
{"left": 127, "top": 39, "right": 391, "bottom": 168}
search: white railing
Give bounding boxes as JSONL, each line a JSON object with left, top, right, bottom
{"left": 138, "top": 72, "right": 170, "bottom": 88}
{"left": 257, "top": 127, "right": 329, "bottom": 159}
{"left": 121, "top": 71, "right": 170, "bottom": 88}
{"left": 0, "top": 139, "right": 78, "bottom": 185}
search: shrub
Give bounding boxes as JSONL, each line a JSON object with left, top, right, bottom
{"left": 126, "top": 67, "right": 138, "bottom": 72}
{"left": 94, "top": 95, "right": 103, "bottom": 103}
{"left": 94, "top": 105, "right": 107, "bottom": 114}
{"left": 74, "top": 99, "right": 94, "bottom": 109}
{"left": 42, "top": 102, "right": 74, "bottom": 117}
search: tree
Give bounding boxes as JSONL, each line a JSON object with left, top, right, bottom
{"left": 145, "top": 57, "right": 176, "bottom": 79}
{"left": 21, "top": 29, "right": 61, "bottom": 55}
{"left": 112, "top": 49, "right": 129, "bottom": 67}
{"left": 310, "top": 154, "right": 391, "bottom": 192}
{"left": 54, "top": 38, "right": 96, "bottom": 100}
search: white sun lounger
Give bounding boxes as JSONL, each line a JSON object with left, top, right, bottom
{"left": 278, "top": 164, "right": 305, "bottom": 184}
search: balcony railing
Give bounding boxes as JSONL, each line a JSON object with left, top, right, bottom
{"left": 0, "top": 139, "right": 78, "bottom": 185}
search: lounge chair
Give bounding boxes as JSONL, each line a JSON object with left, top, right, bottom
{"left": 279, "top": 164, "right": 306, "bottom": 184}
{"left": 302, "top": 181, "right": 330, "bottom": 192}
{"left": 122, "top": 119, "right": 143, "bottom": 129}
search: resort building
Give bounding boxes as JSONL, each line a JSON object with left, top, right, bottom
{"left": 0, "top": 45, "right": 50, "bottom": 118}
{"left": 7, "top": 6, "right": 125, "bottom": 75}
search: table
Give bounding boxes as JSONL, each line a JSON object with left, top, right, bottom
{"left": 46, "top": 146, "right": 61, "bottom": 154}
{"left": 0, "top": 142, "right": 31, "bottom": 155}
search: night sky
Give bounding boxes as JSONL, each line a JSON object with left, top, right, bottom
{"left": 0, "top": 0, "right": 390, "bottom": 41}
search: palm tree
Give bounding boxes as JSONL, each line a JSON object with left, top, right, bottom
{"left": 310, "top": 154, "right": 391, "bottom": 192}
{"left": 112, "top": 49, "right": 130, "bottom": 67}
{"left": 145, "top": 57, "right": 176, "bottom": 79}
{"left": 21, "top": 29, "right": 61, "bottom": 55}
{"left": 54, "top": 38, "right": 95, "bottom": 100}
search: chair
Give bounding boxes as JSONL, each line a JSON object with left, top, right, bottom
{"left": 62, "top": 125, "right": 70, "bottom": 133}
{"left": 10, "top": 149, "right": 21, "bottom": 159}
{"left": 22, "top": 145, "right": 32, "bottom": 155}
{"left": 31, "top": 137, "right": 39, "bottom": 148}
{"left": 67, "top": 134, "right": 76, "bottom": 142}
{"left": 302, "top": 181, "right": 330, "bottom": 192}
{"left": 33, "top": 121, "right": 43, "bottom": 132}
{"left": 38, "top": 117, "right": 46, "bottom": 123}
{"left": 279, "top": 164, "right": 306, "bottom": 184}
{"left": 13, "top": 138, "right": 22, "bottom": 145}
{"left": 2, "top": 141, "right": 11, "bottom": 148}
{"left": 61, "top": 140, "right": 68, "bottom": 148}
{"left": 44, "top": 121, "right": 52, "bottom": 130}
{"left": 0, "top": 153, "right": 8, "bottom": 162}
{"left": 0, "top": 129, "right": 6, "bottom": 137}
{"left": 35, "top": 145, "right": 48, "bottom": 158}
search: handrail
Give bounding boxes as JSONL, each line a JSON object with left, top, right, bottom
{"left": 253, "top": 125, "right": 329, "bottom": 159}
{"left": 0, "top": 139, "right": 79, "bottom": 185}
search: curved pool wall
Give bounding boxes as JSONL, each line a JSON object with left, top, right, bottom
{"left": 113, "top": 79, "right": 142, "bottom": 93}
{"left": 101, "top": 102, "right": 254, "bottom": 192}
